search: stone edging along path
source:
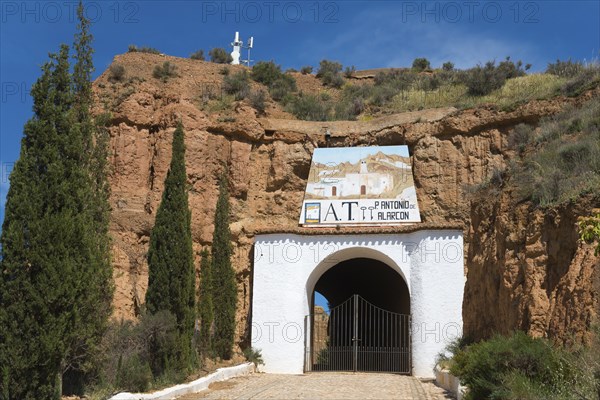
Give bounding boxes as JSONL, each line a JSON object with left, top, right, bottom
{"left": 434, "top": 366, "right": 467, "bottom": 400}
{"left": 110, "top": 363, "right": 255, "bottom": 400}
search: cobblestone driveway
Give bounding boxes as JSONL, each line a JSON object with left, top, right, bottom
{"left": 178, "top": 372, "right": 454, "bottom": 400}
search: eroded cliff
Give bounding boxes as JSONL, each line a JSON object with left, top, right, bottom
{"left": 464, "top": 189, "right": 599, "bottom": 345}
{"left": 96, "top": 52, "right": 599, "bottom": 347}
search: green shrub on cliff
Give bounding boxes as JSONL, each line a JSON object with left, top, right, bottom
{"left": 412, "top": 57, "right": 431, "bottom": 72}
{"left": 511, "top": 99, "right": 600, "bottom": 206}
{"left": 579, "top": 210, "right": 600, "bottom": 255}
{"left": 286, "top": 93, "right": 332, "bottom": 121}
{"left": 460, "top": 57, "right": 529, "bottom": 96}
{"left": 153, "top": 61, "right": 178, "bottom": 82}
{"left": 190, "top": 49, "right": 205, "bottom": 61}
{"left": 223, "top": 70, "right": 250, "bottom": 100}
{"left": 251, "top": 61, "right": 297, "bottom": 102}
{"left": 128, "top": 45, "right": 160, "bottom": 54}
{"left": 316, "top": 59, "right": 344, "bottom": 88}
{"left": 209, "top": 48, "right": 233, "bottom": 64}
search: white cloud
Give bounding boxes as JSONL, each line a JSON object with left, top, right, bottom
{"left": 299, "top": 6, "right": 539, "bottom": 70}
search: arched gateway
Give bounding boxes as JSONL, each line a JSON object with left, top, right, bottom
{"left": 251, "top": 146, "right": 465, "bottom": 378}
{"left": 307, "top": 257, "right": 410, "bottom": 373}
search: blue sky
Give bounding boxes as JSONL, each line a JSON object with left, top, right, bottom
{"left": 1, "top": 0, "right": 599, "bottom": 224}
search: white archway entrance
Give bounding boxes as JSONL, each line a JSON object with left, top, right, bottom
{"left": 251, "top": 229, "right": 464, "bottom": 377}
{"left": 307, "top": 256, "right": 411, "bottom": 373}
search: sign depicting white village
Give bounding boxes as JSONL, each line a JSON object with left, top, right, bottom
{"left": 299, "top": 145, "right": 421, "bottom": 226}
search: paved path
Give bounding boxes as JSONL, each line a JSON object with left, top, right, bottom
{"left": 178, "top": 372, "right": 454, "bottom": 400}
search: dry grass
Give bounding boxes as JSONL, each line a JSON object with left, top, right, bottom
{"left": 388, "top": 74, "right": 566, "bottom": 113}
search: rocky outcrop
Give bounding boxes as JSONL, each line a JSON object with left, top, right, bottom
{"left": 96, "top": 52, "right": 599, "bottom": 348}
{"left": 464, "top": 191, "right": 600, "bottom": 345}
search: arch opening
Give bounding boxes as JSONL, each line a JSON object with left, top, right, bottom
{"left": 308, "top": 257, "right": 411, "bottom": 373}
{"left": 313, "top": 258, "right": 409, "bottom": 315}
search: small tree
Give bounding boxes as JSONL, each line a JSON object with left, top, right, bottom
{"left": 209, "top": 48, "right": 233, "bottom": 64}
{"left": 211, "top": 169, "right": 237, "bottom": 360}
{"left": 190, "top": 49, "right": 205, "bottom": 60}
{"left": 442, "top": 61, "right": 454, "bottom": 71}
{"left": 462, "top": 58, "right": 528, "bottom": 96}
{"left": 251, "top": 61, "right": 283, "bottom": 86}
{"left": 146, "top": 123, "right": 196, "bottom": 373}
{"left": 412, "top": 57, "right": 431, "bottom": 71}
{"left": 316, "top": 60, "right": 344, "bottom": 88}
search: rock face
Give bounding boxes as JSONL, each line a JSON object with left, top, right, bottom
{"left": 464, "top": 191, "right": 600, "bottom": 345}
{"left": 312, "top": 306, "right": 329, "bottom": 359}
{"left": 97, "top": 52, "right": 599, "bottom": 348}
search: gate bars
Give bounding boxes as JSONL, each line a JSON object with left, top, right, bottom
{"left": 305, "top": 294, "right": 411, "bottom": 374}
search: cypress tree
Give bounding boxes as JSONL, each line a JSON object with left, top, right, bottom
{"left": 211, "top": 170, "right": 237, "bottom": 360}
{"left": 0, "top": 45, "right": 74, "bottom": 400}
{"left": 198, "top": 249, "right": 214, "bottom": 355}
{"left": 0, "top": 4, "right": 113, "bottom": 397}
{"left": 63, "top": 3, "right": 113, "bottom": 392}
{"left": 145, "top": 123, "right": 196, "bottom": 372}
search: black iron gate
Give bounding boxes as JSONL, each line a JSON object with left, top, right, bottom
{"left": 304, "top": 294, "right": 411, "bottom": 374}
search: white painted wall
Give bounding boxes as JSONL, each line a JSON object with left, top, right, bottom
{"left": 251, "top": 230, "right": 464, "bottom": 378}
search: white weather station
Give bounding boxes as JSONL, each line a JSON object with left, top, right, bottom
{"left": 230, "top": 32, "right": 254, "bottom": 66}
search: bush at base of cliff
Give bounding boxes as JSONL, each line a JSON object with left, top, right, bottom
{"left": 115, "top": 354, "right": 153, "bottom": 393}
{"left": 243, "top": 347, "right": 264, "bottom": 368}
{"left": 88, "top": 310, "right": 186, "bottom": 396}
{"left": 449, "top": 331, "right": 596, "bottom": 400}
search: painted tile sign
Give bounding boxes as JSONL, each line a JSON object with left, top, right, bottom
{"left": 299, "top": 146, "right": 421, "bottom": 226}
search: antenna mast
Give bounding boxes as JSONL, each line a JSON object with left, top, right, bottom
{"left": 244, "top": 36, "right": 254, "bottom": 67}
{"left": 230, "top": 32, "right": 254, "bottom": 67}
